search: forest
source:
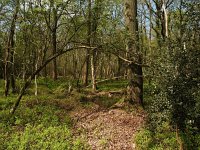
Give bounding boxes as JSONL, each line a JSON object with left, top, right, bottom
{"left": 0, "top": 0, "right": 199, "bottom": 149}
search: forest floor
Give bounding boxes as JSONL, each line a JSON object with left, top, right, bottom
{"left": 70, "top": 92, "right": 146, "bottom": 150}
{"left": 0, "top": 79, "right": 146, "bottom": 149}
{"left": 1, "top": 79, "right": 195, "bottom": 149}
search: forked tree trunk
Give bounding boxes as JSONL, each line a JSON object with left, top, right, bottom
{"left": 124, "top": 0, "right": 143, "bottom": 106}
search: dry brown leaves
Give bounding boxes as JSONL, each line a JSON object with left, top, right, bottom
{"left": 72, "top": 107, "right": 145, "bottom": 150}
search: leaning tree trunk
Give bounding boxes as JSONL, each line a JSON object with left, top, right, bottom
{"left": 4, "top": 0, "right": 19, "bottom": 96}
{"left": 124, "top": 0, "right": 143, "bottom": 106}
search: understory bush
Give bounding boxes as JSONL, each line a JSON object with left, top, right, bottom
{"left": 0, "top": 94, "right": 89, "bottom": 150}
{"left": 135, "top": 128, "right": 178, "bottom": 150}
{"left": 5, "top": 124, "right": 88, "bottom": 150}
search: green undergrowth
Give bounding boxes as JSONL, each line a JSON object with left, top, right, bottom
{"left": 0, "top": 78, "right": 92, "bottom": 149}
{"left": 135, "top": 127, "right": 200, "bottom": 150}
{"left": 135, "top": 128, "right": 178, "bottom": 150}
{"left": 0, "top": 94, "right": 90, "bottom": 149}
{"left": 136, "top": 82, "right": 200, "bottom": 150}
{"left": 0, "top": 77, "right": 128, "bottom": 149}
{"left": 6, "top": 125, "right": 87, "bottom": 150}
{"left": 0, "top": 80, "right": 4, "bottom": 95}
{"left": 98, "top": 79, "right": 128, "bottom": 91}
{"left": 134, "top": 82, "right": 180, "bottom": 150}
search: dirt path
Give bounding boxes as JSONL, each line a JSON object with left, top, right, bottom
{"left": 72, "top": 105, "right": 145, "bottom": 150}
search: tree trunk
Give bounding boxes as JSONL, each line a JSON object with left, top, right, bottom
{"left": 52, "top": 7, "right": 58, "bottom": 80}
{"left": 117, "top": 56, "right": 123, "bottom": 79}
{"left": 91, "top": 52, "right": 97, "bottom": 91}
{"left": 148, "top": 0, "right": 152, "bottom": 55}
{"left": 161, "top": 0, "right": 168, "bottom": 39}
{"left": 52, "top": 31, "right": 57, "bottom": 80}
{"left": 34, "top": 71, "right": 38, "bottom": 96}
{"left": 35, "top": 53, "right": 40, "bottom": 96}
{"left": 155, "top": 0, "right": 168, "bottom": 42}
{"left": 90, "top": 0, "right": 102, "bottom": 91}
{"left": 4, "top": 0, "right": 19, "bottom": 96}
{"left": 83, "top": 0, "right": 92, "bottom": 86}
{"left": 83, "top": 50, "right": 90, "bottom": 86}
{"left": 155, "top": 0, "right": 162, "bottom": 47}
{"left": 0, "top": 44, "right": 3, "bottom": 79}
{"left": 10, "top": 49, "right": 16, "bottom": 93}
{"left": 124, "top": 0, "right": 143, "bottom": 106}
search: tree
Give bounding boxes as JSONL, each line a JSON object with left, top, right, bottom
{"left": 41, "top": 0, "right": 69, "bottom": 80}
{"left": 168, "top": 0, "right": 200, "bottom": 132}
{"left": 124, "top": 0, "right": 143, "bottom": 106}
{"left": 0, "top": 44, "right": 3, "bottom": 79}
{"left": 4, "top": 0, "right": 19, "bottom": 96}
{"left": 90, "top": 0, "right": 103, "bottom": 91}
{"left": 83, "top": 0, "right": 91, "bottom": 86}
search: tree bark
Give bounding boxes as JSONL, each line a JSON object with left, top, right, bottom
{"left": 91, "top": 52, "right": 97, "bottom": 91}
{"left": 90, "top": 0, "right": 102, "bottom": 91}
{"left": 124, "top": 0, "right": 143, "bottom": 106}
{"left": 148, "top": 0, "right": 152, "bottom": 55}
{"left": 155, "top": 0, "right": 168, "bottom": 42}
{"left": 83, "top": 0, "right": 92, "bottom": 86}
{"left": 52, "top": 5, "right": 58, "bottom": 80}
{"left": 35, "top": 52, "right": 40, "bottom": 96}
{"left": 161, "top": 0, "right": 168, "bottom": 39}
{"left": 0, "top": 44, "right": 3, "bottom": 79}
{"left": 4, "top": 0, "right": 19, "bottom": 96}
